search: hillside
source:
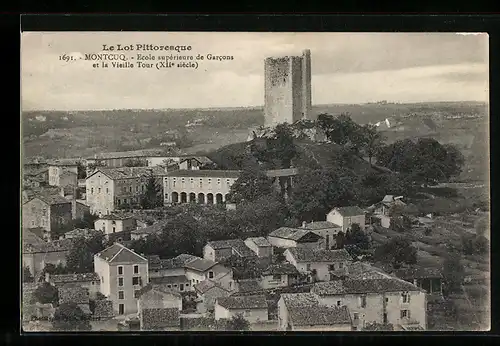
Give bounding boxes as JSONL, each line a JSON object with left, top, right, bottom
{"left": 22, "top": 101, "right": 488, "bottom": 182}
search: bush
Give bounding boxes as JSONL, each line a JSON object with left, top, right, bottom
{"left": 424, "top": 228, "right": 432, "bottom": 236}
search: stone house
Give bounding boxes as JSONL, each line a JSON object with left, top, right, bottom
{"left": 22, "top": 239, "right": 72, "bottom": 277}
{"left": 92, "top": 300, "right": 115, "bottom": 321}
{"left": 326, "top": 206, "right": 366, "bottom": 232}
{"left": 203, "top": 239, "right": 256, "bottom": 262}
{"left": 194, "top": 279, "right": 232, "bottom": 313}
{"left": 244, "top": 237, "right": 273, "bottom": 258}
{"left": 136, "top": 283, "right": 183, "bottom": 311}
{"left": 267, "top": 227, "right": 324, "bottom": 250}
{"left": 139, "top": 308, "right": 180, "bottom": 331}
{"left": 94, "top": 212, "right": 136, "bottom": 242}
{"left": 149, "top": 275, "right": 192, "bottom": 293}
{"left": 214, "top": 295, "right": 268, "bottom": 323}
{"left": 278, "top": 293, "right": 352, "bottom": 331}
{"left": 94, "top": 243, "right": 149, "bottom": 316}
{"left": 58, "top": 286, "right": 92, "bottom": 316}
{"left": 48, "top": 160, "right": 79, "bottom": 187}
{"left": 86, "top": 167, "right": 167, "bottom": 216}
{"left": 284, "top": 248, "right": 353, "bottom": 282}
{"left": 131, "top": 220, "right": 167, "bottom": 240}
{"left": 260, "top": 263, "right": 299, "bottom": 290}
{"left": 47, "top": 272, "right": 101, "bottom": 299}
{"left": 232, "top": 279, "right": 265, "bottom": 296}
{"left": 22, "top": 195, "right": 73, "bottom": 240}
{"left": 391, "top": 267, "right": 443, "bottom": 296}
{"left": 147, "top": 254, "right": 234, "bottom": 293}
{"left": 311, "top": 277, "right": 427, "bottom": 331}
{"left": 301, "top": 221, "right": 342, "bottom": 250}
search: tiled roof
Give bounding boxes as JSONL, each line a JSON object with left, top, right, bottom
{"left": 149, "top": 275, "right": 189, "bottom": 285}
{"left": 289, "top": 305, "right": 351, "bottom": 327}
{"left": 93, "top": 300, "right": 114, "bottom": 319}
{"left": 60, "top": 170, "right": 77, "bottom": 177}
{"left": 268, "top": 227, "right": 321, "bottom": 241}
{"left": 137, "top": 283, "right": 182, "bottom": 298}
{"left": 64, "top": 228, "right": 101, "bottom": 239}
{"left": 141, "top": 308, "right": 180, "bottom": 330}
{"left": 48, "top": 159, "right": 80, "bottom": 166}
{"left": 216, "top": 295, "right": 268, "bottom": 310}
{"left": 184, "top": 258, "right": 218, "bottom": 272}
{"left": 312, "top": 278, "right": 424, "bottom": 296}
{"left": 245, "top": 237, "right": 271, "bottom": 247}
{"left": 262, "top": 263, "right": 299, "bottom": 276}
{"left": 28, "top": 194, "right": 70, "bottom": 206}
{"left": 22, "top": 228, "right": 45, "bottom": 245}
{"left": 286, "top": 248, "right": 352, "bottom": 263}
{"left": 88, "top": 149, "right": 165, "bottom": 160}
{"left": 332, "top": 206, "right": 365, "bottom": 217}
{"left": 58, "top": 286, "right": 90, "bottom": 305}
{"left": 265, "top": 168, "right": 298, "bottom": 177}
{"left": 194, "top": 279, "right": 230, "bottom": 295}
{"left": 206, "top": 239, "right": 255, "bottom": 258}
{"left": 175, "top": 253, "right": 200, "bottom": 264}
{"left": 234, "top": 279, "right": 263, "bottom": 294}
{"left": 98, "top": 212, "right": 134, "bottom": 221}
{"left": 50, "top": 273, "right": 100, "bottom": 284}
{"left": 95, "top": 243, "right": 148, "bottom": 264}
{"left": 90, "top": 166, "right": 167, "bottom": 180}
{"left": 23, "top": 239, "right": 72, "bottom": 254}
{"left": 281, "top": 293, "right": 321, "bottom": 307}
{"left": 392, "top": 266, "right": 443, "bottom": 280}
{"left": 165, "top": 170, "right": 241, "bottom": 178}
{"left": 303, "top": 221, "right": 341, "bottom": 230}
{"left": 345, "top": 262, "right": 390, "bottom": 280}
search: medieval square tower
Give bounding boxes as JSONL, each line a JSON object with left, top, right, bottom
{"left": 264, "top": 49, "right": 312, "bottom": 127}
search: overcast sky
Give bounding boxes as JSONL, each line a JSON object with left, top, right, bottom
{"left": 21, "top": 32, "right": 489, "bottom": 111}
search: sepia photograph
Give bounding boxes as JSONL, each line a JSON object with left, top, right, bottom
{"left": 21, "top": 31, "right": 490, "bottom": 332}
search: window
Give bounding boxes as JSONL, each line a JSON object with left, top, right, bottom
{"left": 385, "top": 297, "right": 389, "bottom": 303}
{"left": 134, "top": 290, "right": 140, "bottom": 298}
{"left": 273, "top": 274, "right": 281, "bottom": 280}
{"left": 353, "top": 312, "right": 359, "bottom": 320}
{"left": 118, "top": 278, "right": 124, "bottom": 287}
{"left": 208, "top": 271, "right": 214, "bottom": 279}
{"left": 217, "top": 179, "right": 221, "bottom": 185}
{"left": 186, "top": 283, "right": 189, "bottom": 287}
{"left": 402, "top": 292, "right": 410, "bottom": 303}
{"left": 199, "top": 179, "right": 203, "bottom": 188}
{"left": 129, "top": 186, "right": 132, "bottom": 192}
{"left": 91, "top": 188, "right": 94, "bottom": 194}
{"left": 401, "top": 310, "right": 410, "bottom": 319}
{"left": 135, "top": 186, "right": 138, "bottom": 192}
{"left": 98, "top": 188, "right": 101, "bottom": 193}
{"left": 103, "top": 226, "right": 106, "bottom": 233}
{"left": 132, "top": 277, "right": 140, "bottom": 285}
{"left": 134, "top": 265, "right": 139, "bottom": 274}
{"left": 167, "top": 284, "right": 172, "bottom": 288}
{"left": 106, "top": 188, "right": 109, "bottom": 194}
{"left": 118, "top": 266, "right": 123, "bottom": 275}
{"left": 328, "top": 264, "right": 336, "bottom": 271}
{"left": 101, "top": 276, "right": 104, "bottom": 284}
{"left": 118, "top": 291, "right": 124, "bottom": 300}
{"left": 91, "top": 281, "right": 95, "bottom": 285}
{"left": 142, "top": 185, "right": 145, "bottom": 191}
{"left": 173, "top": 180, "right": 176, "bottom": 188}
{"left": 113, "top": 227, "right": 116, "bottom": 233}
{"left": 42, "top": 209, "right": 47, "bottom": 216}
{"left": 306, "top": 264, "right": 311, "bottom": 271}
{"left": 360, "top": 295, "right": 367, "bottom": 308}
{"left": 339, "top": 262, "right": 344, "bottom": 269}
{"left": 180, "top": 284, "right": 184, "bottom": 291}
{"left": 173, "top": 284, "right": 178, "bottom": 288}
{"left": 337, "top": 300, "right": 341, "bottom": 306}
{"left": 122, "top": 187, "right": 126, "bottom": 193}
{"left": 117, "top": 199, "right": 121, "bottom": 205}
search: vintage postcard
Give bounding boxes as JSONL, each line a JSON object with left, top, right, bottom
{"left": 21, "top": 32, "right": 490, "bottom": 332}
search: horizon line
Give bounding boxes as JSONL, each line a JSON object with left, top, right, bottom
{"left": 22, "top": 100, "right": 488, "bottom": 113}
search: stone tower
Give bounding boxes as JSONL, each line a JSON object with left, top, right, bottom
{"left": 264, "top": 49, "right": 312, "bottom": 127}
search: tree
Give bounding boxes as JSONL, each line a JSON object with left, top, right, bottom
{"left": 23, "top": 266, "right": 34, "bottom": 283}
{"left": 140, "top": 173, "right": 163, "bottom": 209}
{"left": 77, "top": 161, "right": 87, "bottom": 179}
{"left": 34, "top": 282, "right": 59, "bottom": 305}
{"left": 374, "top": 237, "right": 417, "bottom": 268}
{"left": 289, "top": 167, "right": 358, "bottom": 222}
{"left": 52, "top": 303, "right": 92, "bottom": 331}
{"left": 40, "top": 263, "right": 69, "bottom": 279}
{"left": 250, "top": 123, "right": 297, "bottom": 169}
{"left": 361, "top": 124, "right": 385, "bottom": 165}
{"left": 335, "top": 231, "right": 347, "bottom": 249}
{"left": 345, "top": 223, "right": 370, "bottom": 250}
{"left": 66, "top": 233, "right": 105, "bottom": 273}
{"left": 442, "top": 255, "right": 465, "bottom": 295}
{"left": 226, "top": 314, "right": 250, "bottom": 331}
{"left": 227, "top": 165, "right": 275, "bottom": 204}
{"left": 124, "top": 158, "right": 147, "bottom": 167}
{"left": 375, "top": 138, "right": 465, "bottom": 186}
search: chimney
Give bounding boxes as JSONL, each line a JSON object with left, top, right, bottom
{"left": 45, "top": 272, "right": 50, "bottom": 283}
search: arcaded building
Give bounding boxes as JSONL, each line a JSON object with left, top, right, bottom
{"left": 163, "top": 170, "right": 240, "bottom": 205}
{"left": 264, "top": 49, "right": 312, "bottom": 127}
